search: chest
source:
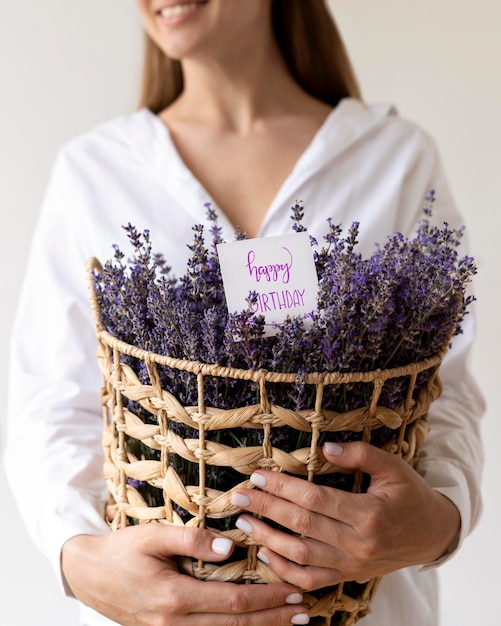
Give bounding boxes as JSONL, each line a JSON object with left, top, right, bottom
{"left": 166, "top": 123, "right": 321, "bottom": 238}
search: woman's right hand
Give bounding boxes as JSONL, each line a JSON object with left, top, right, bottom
{"left": 61, "top": 524, "right": 309, "bottom": 625}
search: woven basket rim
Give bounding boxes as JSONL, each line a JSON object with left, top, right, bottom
{"left": 95, "top": 327, "right": 445, "bottom": 385}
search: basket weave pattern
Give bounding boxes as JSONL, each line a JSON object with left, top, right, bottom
{"left": 91, "top": 312, "right": 443, "bottom": 625}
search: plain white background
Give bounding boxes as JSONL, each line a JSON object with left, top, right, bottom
{"left": 1, "top": 1, "right": 499, "bottom": 624}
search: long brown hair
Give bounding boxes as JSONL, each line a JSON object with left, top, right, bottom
{"left": 138, "top": 0, "right": 361, "bottom": 113}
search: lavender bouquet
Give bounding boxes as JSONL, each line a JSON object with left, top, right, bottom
{"left": 88, "top": 192, "right": 476, "bottom": 625}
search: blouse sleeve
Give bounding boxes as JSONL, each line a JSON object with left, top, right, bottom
{"left": 408, "top": 135, "right": 485, "bottom": 568}
{"left": 3, "top": 148, "right": 111, "bottom": 595}
{"left": 418, "top": 317, "right": 485, "bottom": 568}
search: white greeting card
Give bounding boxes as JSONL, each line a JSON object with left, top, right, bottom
{"left": 217, "top": 232, "right": 319, "bottom": 336}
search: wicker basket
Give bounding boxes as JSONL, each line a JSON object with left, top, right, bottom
{"left": 87, "top": 258, "right": 446, "bottom": 626}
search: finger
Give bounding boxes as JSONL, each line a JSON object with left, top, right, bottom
{"left": 323, "top": 441, "right": 410, "bottom": 490}
{"left": 162, "top": 575, "right": 308, "bottom": 618}
{"left": 236, "top": 470, "right": 368, "bottom": 527}
{"left": 181, "top": 605, "right": 310, "bottom": 626}
{"left": 232, "top": 486, "right": 357, "bottom": 550}
{"left": 144, "top": 525, "right": 235, "bottom": 562}
{"left": 236, "top": 513, "right": 349, "bottom": 571}
{"left": 256, "top": 546, "right": 344, "bottom": 591}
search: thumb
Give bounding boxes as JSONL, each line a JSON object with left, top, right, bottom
{"left": 153, "top": 525, "right": 234, "bottom": 562}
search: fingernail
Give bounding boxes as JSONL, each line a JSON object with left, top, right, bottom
{"left": 250, "top": 472, "right": 267, "bottom": 487}
{"left": 285, "top": 592, "right": 303, "bottom": 604}
{"left": 257, "top": 549, "right": 270, "bottom": 564}
{"left": 231, "top": 492, "right": 251, "bottom": 507}
{"left": 235, "top": 516, "right": 254, "bottom": 534}
{"left": 291, "top": 613, "right": 310, "bottom": 624}
{"left": 324, "top": 442, "right": 343, "bottom": 456}
{"left": 211, "top": 537, "right": 233, "bottom": 556}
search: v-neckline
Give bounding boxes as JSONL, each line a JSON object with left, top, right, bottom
{"left": 142, "top": 103, "right": 347, "bottom": 238}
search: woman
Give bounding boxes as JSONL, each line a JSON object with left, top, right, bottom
{"left": 4, "top": 1, "right": 483, "bottom": 625}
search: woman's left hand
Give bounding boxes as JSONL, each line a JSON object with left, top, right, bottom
{"left": 230, "top": 441, "right": 460, "bottom": 591}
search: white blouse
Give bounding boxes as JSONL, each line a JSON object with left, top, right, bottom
{"left": 4, "top": 98, "right": 484, "bottom": 626}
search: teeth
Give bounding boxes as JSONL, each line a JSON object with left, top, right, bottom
{"left": 160, "top": 3, "right": 200, "bottom": 19}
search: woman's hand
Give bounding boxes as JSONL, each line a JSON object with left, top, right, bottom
{"left": 230, "top": 441, "right": 461, "bottom": 591}
{"left": 61, "top": 524, "right": 309, "bottom": 625}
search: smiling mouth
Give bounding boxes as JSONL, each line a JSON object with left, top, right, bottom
{"left": 159, "top": 2, "right": 207, "bottom": 20}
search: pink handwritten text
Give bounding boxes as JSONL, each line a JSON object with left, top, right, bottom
{"left": 246, "top": 247, "right": 292, "bottom": 284}
{"left": 251, "top": 289, "right": 306, "bottom": 314}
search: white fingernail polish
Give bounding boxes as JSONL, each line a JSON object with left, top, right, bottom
{"left": 235, "top": 517, "right": 254, "bottom": 534}
{"left": 291, "top": 613, "right": 310, "bottom": 624}
{"left": 257, "top": 550, "right": 270, "bottom": 564}
{"left": 324, "top": 442, "right": 343, "bottom": 456}
{"left": 285, "top": 592, "right": 303, "bottom": 604}
{"left": 231, "top": 492, "right": 251, "bottom": 507}
{"left": 211, "top": 537, "right": 233, "bottom": 556}
{"left": 250, "top": 472, "right": 267, "bottom": 487}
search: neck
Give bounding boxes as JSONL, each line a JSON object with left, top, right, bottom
{"left": 163, "top": 39, "right": 313, "bottom": 134}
